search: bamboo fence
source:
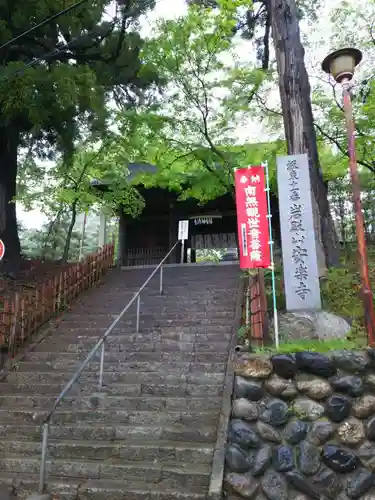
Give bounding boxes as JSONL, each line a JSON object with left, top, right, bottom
{"left": 0, "top": 243, "right": 115, "bottom": 363}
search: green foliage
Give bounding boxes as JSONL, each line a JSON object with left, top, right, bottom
{"left": 0, "top": 0, "right": 162, "bottom": 271}
{"left": 255, "top": 338, "right": 361, "bottom": 355}
{"left": 321, "top": 267, "right": 363, "bottom": 324}
{"left": 19, "top": 214, "right": 117, "bottom": 261}
{"left": 103, "top": 5, "right": 270, "bottom": 203}
{"left": 20, "top": 218, "right": 92, "bottom": 261}
{"left": 1, "top": 0, "right": 159, "bottom": 146}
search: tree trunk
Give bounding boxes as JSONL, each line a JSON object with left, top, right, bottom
{"left": 270, "top": 0, "right": 340, "bottom": 268}
{"left": 0, "top": 125, "right": 22, "bottom": 276}
{"left": 62, "top": 201, "right": 78, "bottom": 263}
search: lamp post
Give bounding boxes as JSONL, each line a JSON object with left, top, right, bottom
{"left": 322, "top": 48, "right": 375, "bottom": 346}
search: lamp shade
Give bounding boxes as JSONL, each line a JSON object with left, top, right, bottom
{"left": 322, "top": 48, "right": 362, "bottom": 83}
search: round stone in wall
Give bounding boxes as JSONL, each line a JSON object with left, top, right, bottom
{"left": 264, "top": 374, "right": 297, "bottom": 399}
{"left": 256, "top": 421, "right": 282, "bottom": 443}
{"left": 331, "top": 350, "right": 370, "bottom": 373}
{"left": 228, "top": 419, "right": 261, "bottom": 449}
{"left": 271, "top": 353, "right": 298, "bottom": 379}
{"left": 366, "top": 416, "right": 375, "bottom": 441}
{"left": 292, "top": 397, "right": 325, "bottom": 421}
{"left": 283, "top": 419, "right": 309, "bottom": 445}
{"left": 330, "top": 375, "right": 364, "bottom": 398}
{"left": 272, "top": 445, "right": 294, "bottom": 472}
{"left": 225, "top": 472, "right": 259, "bottom": 499}
{"left": 307, "top": 420, "right": 335, "bottom": 446}
{"left": 322, "top": 444, "right": 359, "bottom": 473}
{"left": 232, "top": 398, "right": 259, "bottom": 421}
{"left": 295, "top": 351, "right": 337, "bottom": 378}
{"left": 261, "top": 469, "right": 288, "bottom": 500}
{"left": 345, "top": 468, "right": 375, "bottom": 499}
{"left": 367, "top": 348, "right": 375, "bottom": 366}
{"left": 337, "top": 418, "right": 365, "bottom": 446}
{"left": 225, "top": 443, "right": 253, "bottom": 473}
{"left": 312, "top": 466, "right": 342, "bottom": 499}
{"left": 357, "top": 442, "right": 375, "bottom": 472}
{"left": 297, "top": 440, "right": 321, "bottom": 475}
{"left": 252, "top": 445, "right": 272, "bottom": 477}
{"left": 258, "top": 398, "right": 290, "bottom": 427}
{"left": 361, "top": 493, "right": 375, "bottom": 500}
{"left": 352, "top": 395, "right": 375, "bottom": 419}
{"left": 284, "top": 470, "right": 320, "bottom": 499}
{"left": 365, "top": 373, "right": 375, "bottom": 391}
{"left": 296, "top": 377, "right": 332, "bottom": 401}
{"left": 234, "top": 376, "right": 264, "bottom": 401}
{"left": 235, "top": 354, "right": 273, "bottom": 379}
{"left": 325, "top": 395, "right": 352, "bottom": 423}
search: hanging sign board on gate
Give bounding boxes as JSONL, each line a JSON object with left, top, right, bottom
{"left": 178, "top": 220, "right": 189, "bottom": 241}
{"left": 234, "top": 166, "right": 271, "bottom": 270}
{"left": 0, "top": 239, "right": 4, "bottom": 261}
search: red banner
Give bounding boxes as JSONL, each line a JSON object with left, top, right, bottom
{"left": 234, "top": 166, "right": 271, "bottom": 269}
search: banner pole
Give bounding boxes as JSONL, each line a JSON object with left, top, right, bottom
{"left": 262, "top": 161, "right": 279, "bottom": 349}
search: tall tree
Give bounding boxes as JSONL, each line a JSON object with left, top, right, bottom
{"left": 270, "top": 0, "right": 339, "bottom": 269}
{"left": 0, "top": 0, "right": 159, "bottom": 276}
{"left": 189, "top": 0, "right": 340, "bottom": 268}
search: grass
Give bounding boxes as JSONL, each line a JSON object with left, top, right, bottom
{"left": 254, "top": 337, "right": 362, "bottom": 355}
{"left": 245, "top": 244, "right": 375, "bottom": 352}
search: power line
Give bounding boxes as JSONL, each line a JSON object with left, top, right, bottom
{"left": 0, "top": 0, "right": 88, "bottom": 52}
{"left": 0, "top": 23, "right": 114, "bottom": 84}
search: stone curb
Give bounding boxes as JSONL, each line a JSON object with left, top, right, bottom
{"left": 208, "top": 275, "right": 245, "bottom": 500}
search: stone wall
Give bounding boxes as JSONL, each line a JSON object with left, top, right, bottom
{"left": 224, "top": 349, "right": 375, "bottom": 500}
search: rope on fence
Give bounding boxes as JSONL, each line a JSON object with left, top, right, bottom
{"left": 0, "top": 244, "right": 115, "bottom": 362}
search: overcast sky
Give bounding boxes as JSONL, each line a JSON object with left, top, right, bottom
{"left": 18, "top": 0, "right": 353, "bottom": 229}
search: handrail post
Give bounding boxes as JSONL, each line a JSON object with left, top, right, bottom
{"left": 39, "top": 422, "right": 49, "bottom": 494}
{"left": 98, "top": 342, "right": 105, "bottom": 392}
{"left": 136, "top": 294, "right": 141, "bottom": 333}
{"left": 160, "top": 265, "right": 164, "bottom": 295}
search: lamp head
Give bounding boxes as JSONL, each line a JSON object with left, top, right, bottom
{"left": 322, "top": 48, "right": 362, "bottom": 83}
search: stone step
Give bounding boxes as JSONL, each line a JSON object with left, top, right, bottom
{"left": 76, "top": 295, "right": 236, "bottom": 306}
{"left": 0, "top": 472, "right": 207, "bottom": 500}
{"left": 0, "top": 457, "right": 210, "bottom": 490}
{"left": 0, "top": 408, "right": 219, "bottom": 426}
{"left": 0, "top": 422, "right": 217, "bottom": 443}
{"left": 7, "top": 370, "right": 225, "bottom": 385}
{"left": 46, "top": 324, "right": 233, "bottom": 334}
{"left": 77, "top": 479, "right": 208, "bottom": 500}
{"left": 56, "top": 317, "right": 234, "bottom": 328}
{"left": 16, "top": 360, "right": 226, "bottom": 374}
{"left": 23, "top": 350, "right": 228, "bottom": 363}
{"left": 71, "top": 303, "right": 235, "bottom": 314}
{"left": 0, "top": 473, "right": 82, "bottom": 500}
{"left": 0, "top": 439, "right": 213, "bottom": 465}
{"left": 38, "top": 331, "right": 232, "bottom": 345}
{"left": 30, "top": 337, "right": 230, "bottom": 352}
{"left": 0, "top": 394, "right": 221, "bottom": 412}
{"left": 0, "top": 381, "right": 223, "bottom": 397}
{"left": 74, "top": 297, "right": 234, "bottom": 305}
{"left": 36, "top": 339, "right": 230, "bottom": 353}
{"left": 61, "top": 311, "right": 234, "bottom": 320}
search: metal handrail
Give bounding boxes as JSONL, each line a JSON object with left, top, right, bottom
{"left": 38, "top": 240, "right": 180, "bottom": 493}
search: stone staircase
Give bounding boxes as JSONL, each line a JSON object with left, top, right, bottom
{"left": 0, "top": 264, "right": 239, "bottom": 499}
